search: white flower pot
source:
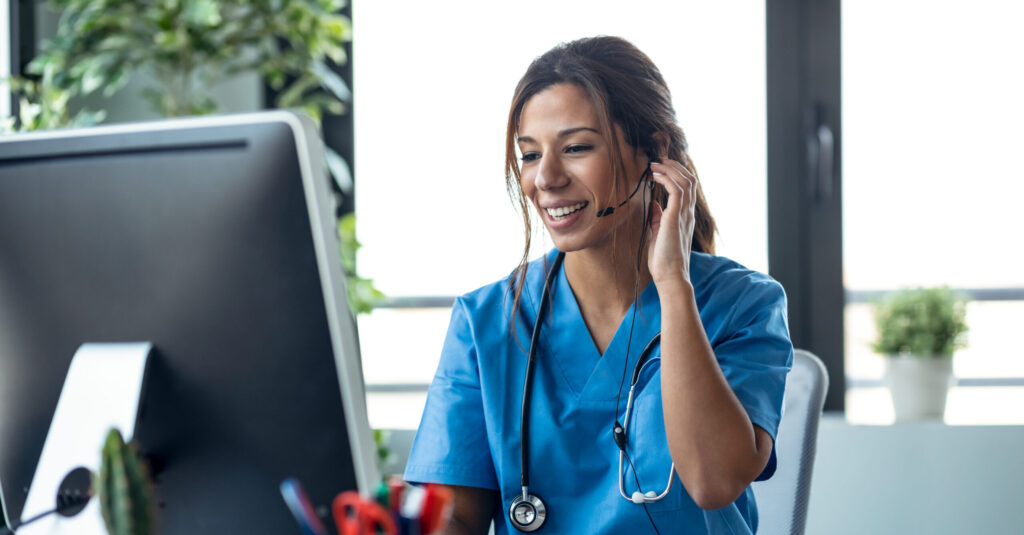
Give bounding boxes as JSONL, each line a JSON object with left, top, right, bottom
{"left": 884, "top": 355, "right": 954, "bottom": 421}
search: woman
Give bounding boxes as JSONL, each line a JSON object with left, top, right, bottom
{"left": 404, "top": 36, "right": 793, "bottom": 534}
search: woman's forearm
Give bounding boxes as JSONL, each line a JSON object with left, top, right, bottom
{"left": 657, "top": 279, "right": 771, "bottom": 510}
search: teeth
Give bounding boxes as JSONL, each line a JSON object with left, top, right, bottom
{"left": 546, "top": 202, "right": 587, "bottom": 219}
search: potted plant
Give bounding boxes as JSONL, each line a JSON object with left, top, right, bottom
{"left": 872, "top": 286, "right": 969, "bottom": 421}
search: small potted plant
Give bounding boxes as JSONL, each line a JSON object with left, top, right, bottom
{"left": 872, "top": 286, "right": 969, "bottom": 421}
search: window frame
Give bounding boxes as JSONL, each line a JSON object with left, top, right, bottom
{"left": 766, "top": 0, "right": 845, "bottom": 411}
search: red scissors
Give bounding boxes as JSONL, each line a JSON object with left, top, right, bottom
{"left": 332, "top": 491, "right": 397, "bottom": 535}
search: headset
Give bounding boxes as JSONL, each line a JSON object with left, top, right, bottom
{"left": 510, "top": 151, "right": 669, "bottom": 532}
{"left": 595, "top": 146, "right": 662, "bottom": 218}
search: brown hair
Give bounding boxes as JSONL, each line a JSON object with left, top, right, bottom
{"left": 504, "top": 36, "right": 717, "bottom": 320}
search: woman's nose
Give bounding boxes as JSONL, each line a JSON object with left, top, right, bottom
{"left": 534, "top": 155, "right": 568, "bottom": 191}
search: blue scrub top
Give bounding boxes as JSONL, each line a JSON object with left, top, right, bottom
{"left": 404, "top": 249, "right": 793, "bottom": 534}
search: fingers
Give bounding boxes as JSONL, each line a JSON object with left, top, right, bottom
{"left": 650, "top": 161, "right": 695, "bottom": 213}
{"left": 645, "top": 157, "right": 696, "bottom": 282}
{"left": 648, "top": 199, "right": 663, "bottom": 231}
{"left": 650, "top": 159, "right": 695, "bottom": 189}
{"left": 646, "top": 201, "right": 663, "bottom": 259}
{"left": 648, "top": 167, "right": 681, "bottom": 216}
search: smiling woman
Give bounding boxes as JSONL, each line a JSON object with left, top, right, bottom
{"left": 352, "top": 6, "right": 770, "bottom": 438}
{"left": 401, "top": 36, "right": 790, "bottom": 535}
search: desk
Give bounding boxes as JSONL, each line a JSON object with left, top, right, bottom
{"left": 805, "top": 415, "right": 1024, "bottom": 534}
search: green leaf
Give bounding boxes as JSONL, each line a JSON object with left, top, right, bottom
{"left": 188, "top": 97, "right": 219, "bottom": 116}
{"left": 312, "top": 60, "right": 351, "bottom": 102}
{"left": 323, "top": 14, "right": 353, "bottom": 41}
{"left": 80, "top": 66, "right": 106, "bottom": 94}
{"left": 0, "top": 116, "right": 17, "bottom": 134}
{"left": 183, "top": 0, "right": 223, "bottom": 27}
{"left": 25, "top": 55, "right": 50, "bottom": 76}
{"left": 278, "top": 74, "right": 318, "bottom": 108}
{"left": 97, "top": 35, "right": 135, "bottom": 51}
{"left": 326, "top": 147, "right": 352, "bottom": 194}
{"left": 103, "top": 68, "right": 132, "bottom": 96}
{"left": 70, "top": 108, "right": 107, "bottom": 127}
{"left": 154, "top": 31, "right": 180, "bottom": 48}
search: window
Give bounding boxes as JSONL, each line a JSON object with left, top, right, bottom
{"left": 353, "top": 0, "right": 768, "bottom": 429}
{"left": 842, "top": 0, "right": 1024, "bottom": 424}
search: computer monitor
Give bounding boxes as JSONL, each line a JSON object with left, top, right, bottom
{"left": 0, "top": 111, "right": 378, "bottom": 533}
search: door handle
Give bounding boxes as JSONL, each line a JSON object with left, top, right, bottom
{"left": 806, "top": 106, "right": 835, "bottom": 202}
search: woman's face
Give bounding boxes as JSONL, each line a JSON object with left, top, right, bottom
{"left": 517, "top": 83, "right": 649, "bottom": 254}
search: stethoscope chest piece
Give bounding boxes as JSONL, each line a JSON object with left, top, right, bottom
{"left": 509, "top": 492, "right": 547, "bottom": 532}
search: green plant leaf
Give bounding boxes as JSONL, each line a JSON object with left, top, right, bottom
{"left": 312, "top": 60, "right": 351, "bottom": 102}
{"left": 80, "top": 65, "right": 105, "bottom": 94}
{"left": 153, "top": 30, "right": 180, "bottom": 48}
{"left": 103, "top": 68, "right": 131, "bottom": 96}
{"left": 326, "top": 146, "right": 353, "bottom": 194}
{"left": 278, "top": 74, "right": 319, "bottom": 108}
{"left": 183, "top": 0, "right": 223, "bottom": 27}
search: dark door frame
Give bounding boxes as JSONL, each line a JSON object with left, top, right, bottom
{"left": 766, "top": 0, "right": 845, "bottom": 411}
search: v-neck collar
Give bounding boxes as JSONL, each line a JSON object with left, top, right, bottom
{"left": 541, "top": 250, "right": 662, "bottom": 400}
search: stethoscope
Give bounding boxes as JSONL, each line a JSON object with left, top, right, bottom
{"left": 509, "top": 250, "right": 675, "bottom": 532}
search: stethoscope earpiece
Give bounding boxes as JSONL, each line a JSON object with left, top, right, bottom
{"left": 630, "top": 490, "right": 659, "bottom": 504}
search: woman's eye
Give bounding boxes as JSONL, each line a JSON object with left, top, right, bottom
{"left": 565, "top": 144, "right": 593, "bottom": 154}
{"left": 520, "top": 152, "right": 540, "bottom": 163}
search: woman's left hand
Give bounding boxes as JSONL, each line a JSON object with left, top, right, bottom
{"left": 646, "top": 157, "right": 697, "bottom": 289}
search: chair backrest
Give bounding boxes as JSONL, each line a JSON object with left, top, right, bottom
{"left": 751, "top": 349, "right": 829, "bottom": 535}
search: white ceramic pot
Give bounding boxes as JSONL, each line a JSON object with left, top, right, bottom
{"left": 884, "top": 355, "right": 954, "bottom": 421}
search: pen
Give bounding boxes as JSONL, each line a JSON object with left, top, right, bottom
{"left": 387, "top": 476, "right": 405, "bottom": 513}
{"left": 419, "top": 484, "right": 454, "bottom": 534}
{"left": 280, "top": 478, "right": 328, "bottom": 535}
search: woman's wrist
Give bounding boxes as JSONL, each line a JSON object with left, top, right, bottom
{"left": 653, "top": 274, "right": 694, "bottom": 299}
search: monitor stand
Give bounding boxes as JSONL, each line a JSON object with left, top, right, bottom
{"left": 16, "top": 343, "right": 152, "bottom": 535}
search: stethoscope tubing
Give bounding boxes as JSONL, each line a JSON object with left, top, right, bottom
{"left": 519, "top": 252, "right": 673, "bottom": 508}
{"left": 617, "top": 352, "right": 676, "bottom": 503}
{"left": 519, "top": 251, "right": 564, "bottom": 499}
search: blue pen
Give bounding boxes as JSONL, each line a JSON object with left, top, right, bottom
{"left": 280, "top": 478, "right": 329, "bottom": 535}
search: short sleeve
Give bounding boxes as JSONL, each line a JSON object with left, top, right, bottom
{"left": 403, "top": 298, "right": 498, "bottom": 490}
{"left": 714, "top": 279, "right": 794, "bottom": 481}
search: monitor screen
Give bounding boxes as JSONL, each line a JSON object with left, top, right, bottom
{"left": 0, "top": 112, "right": 377, "bottom": 533}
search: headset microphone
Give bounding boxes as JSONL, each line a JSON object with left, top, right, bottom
{"left": 595, "top": 154, "right": 658, "bottom": 218}
{"left": 596, "top": 172, "right": 654, "bottom": 218}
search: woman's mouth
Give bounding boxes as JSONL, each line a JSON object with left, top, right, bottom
{"left": 545, "top": 202, "right": 588, "bottom": 221}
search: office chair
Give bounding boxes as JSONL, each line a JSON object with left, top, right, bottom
{"left": 751, "top": 349, "right": 829, "bottom": 535}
